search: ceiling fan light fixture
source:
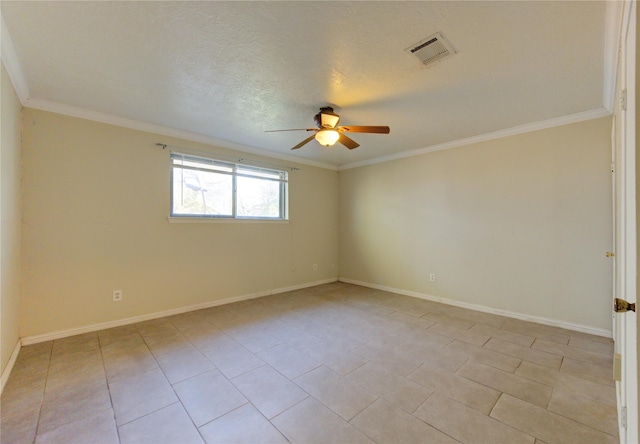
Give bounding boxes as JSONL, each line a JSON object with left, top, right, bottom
{"left": 315, "top": 107, "right": 340, "bottom": 128}
{"left": 315, "top": 129, "right": 340, "bottom": 147}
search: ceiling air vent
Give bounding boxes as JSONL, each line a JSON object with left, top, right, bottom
{"left": 406, "top": 32, "right": 455, "bottom": 67}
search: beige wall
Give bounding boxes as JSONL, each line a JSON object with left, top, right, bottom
{"left": 339, "top": 117, "right": 613, "bottom": 331}
{"left": 1, "top": 63, "right": 23, "bottom": 373}
{"left": 20, "top": 108, "right": 338, "bottom": 337}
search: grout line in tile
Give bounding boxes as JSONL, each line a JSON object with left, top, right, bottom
{"left": 33, "top": 342, "right": 54, "bottom": 440}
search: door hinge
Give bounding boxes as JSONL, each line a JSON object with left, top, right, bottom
{"left": 620, "top": 406, "right": 627, "bottom": 429}
{"left": 621, "top": 89, "right": 628, "bottom": 111}
{"left": 614, "top": 297, "right": 636, "bottom": 313}
{"left": 610, "top": 162, "right": 615, "bottom": 174}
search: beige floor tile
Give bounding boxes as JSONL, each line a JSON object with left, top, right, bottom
{"left": 145, "top": 333, "right": 193, "bottom": 357}
{"left": 118, "top": 402, "right": 204, "bottom": 444}
{"left": 500, "top": 319, "right": 571, "bottom": 345}
{"left": 109, "top": 368, "right": 178, "bottom": 426}
{"left": 415, "top": 392, "right": 535, "bottom": 444}
{"left": 9, "top": 345, "right": 51, "bottom": 383}
{"left": 1, "top": 376, "right": 45, "bottom": 413}
{"left": 37, "top": 380, "right": 112, "bottom": 434}
{"left": 0, "top": 370, "right": 47, "bottom": 405}
{"left": 272, "top": 397, "right": 373, "bottom": 444}
{"left": 567, "top": 336, "right": 614, "bottom": 356}
{"left": 409, "top": 362, "right": 501, "bottom": 415}
{"left": 350, "top": 398, "right": 457, "bottom": 444}
{"left": 514, "top": 361, "right": 617, "bottom": 407}
{"left": 180, "top": 324, "right": 226, "bottom": 350}
{"left": 531, "top": 338, "right": 612, "bottom": 368}
{"left": 346, "top": 362, "right": 433, "bottom": 413}
{"left": 298, "top": 340, "right": 368, "bottom": 375}
{"left": 136, "top": 319, "right": 179, "bottom": 338}
{"left": 444, "top": 307, "right": 507, "bottom": 329}
{"left": 392, "top": 327, "right": 457, "bottom": 350}
{"left": 352, "top": 342, "right": 423, "bottom": 376}
{"left": 1, "top": 422, "right": 37, "bottom": 444}
{"left": 303, "top": 322, "right": 366, "bottom": 349}
{"left": 470, "top": 324, "right": 535, "bottom": 347}
{"left": 421, "top": 312, "right": 476, "bottom": 330}
{"left": 51, "top": 333, "right": 100, "bottom": 357}
{"left": 173, "top": 369, "right": 248, "bottom": 427}
{"left": 547, "top": 389, "right": 618, "bottom": 437}
{"left": 0, "top": 396, "right": 41, "bottom": 444}
{"left": 100, "top": 334, "right": 147, "bottom": 358}
{"left": 102, "top": 343, "right": 159, "bottom": 383}
{"left": 387, "top": 311, "right": 437, "bottom": 329}
{"left": 560, "top": 357, "right": 614, "bottom": 386}
{"left": 47, "top": 347, "right": 102, "bottom": 373}
{"left": 14, "top": 341, "right": 53, "bottom": 360}
{"left": 485, "top": 338, "right": 562, "bottom": 369}
{"left": 294, "top": 365, "right": 378, "bottom": 420}
{"left": 428, "top": 322, "right": 490, "bottom": 346}
{"left": 231, "top": 365, "right": 308, "bottom": 419}
{"left": 35, "top": 409, "right": 118, "bottom": 444}
{"left": 97, "top": 324, "right": 141, "bottom": 344}
{"left": 224, "top": 326, "right": 283, "bottom": 353}
{"left": 198, "top": 404, "right": 289, "bottom": 444}
{"left": 45, "top": 350, "right": 105, "bottom": 393}
{"left": 257, "top": 343, "right": 321, "bottom": 379}
{"left": 447, "top": 339, "right": 521, "bottom": 372}
{"left": 514, "top": 360, "right": 560, "bottom": 386}
{"left": 155, "top": 346, "right": 215, "bottom": 384}
{"left": 419, "top": 345, "right": 469, "bottom": 373}
{"left": 557, "top": 373, "right": 617, "bottom": 407}
{"left": 490, "top": 394, "right": 618, "bottom": 444}
{"left": 383, "top": 302, "right": 430, "bottom": 318}
{"left": 261, "top": 322, "right": 325, "bottom": 349}
{"left": 457, "top": 360, "right": 552, "bottom": 408}
{"left": 167, "top": 311, "right": 212, "bottom": 332}
{"left": 1, "top": 283, "right": 616, "bottom": 444}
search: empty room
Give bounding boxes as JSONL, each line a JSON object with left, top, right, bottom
{"left": 1, "top": 1, "right": 638, "bottom": 443}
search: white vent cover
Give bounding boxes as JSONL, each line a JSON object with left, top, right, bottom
{"left": 406, "top": 32, "right": 455, "bottom": 67}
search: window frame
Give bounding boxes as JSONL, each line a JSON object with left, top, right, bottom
{"left": 170, "top": 152, "right": 289, "bottom": 221}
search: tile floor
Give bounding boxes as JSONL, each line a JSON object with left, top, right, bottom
{"left": 0, "top": 282, "right": 618, "bottom": 444}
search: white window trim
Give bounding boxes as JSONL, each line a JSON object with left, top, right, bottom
{"left": 170, "top": 152, "right": 289, "bottom": 221}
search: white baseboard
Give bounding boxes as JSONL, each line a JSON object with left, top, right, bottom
{"left": 1, "top": 340, "right": 21, "bottom": 395}
{"left": 20, "top": 278, "right": 338, "bottom": 346}
{"left": 338, "top": 277, "right": 613, "bottom": 338}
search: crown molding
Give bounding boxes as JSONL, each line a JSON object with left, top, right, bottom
{"left": 338, "top": 107, "right": 612, "bottom": 171}
{"left": 0, "top": 12, "right": 29, "bottom": 102}
{"left": 25, "top": 98, "right": 338, "bottom": 171}
{"left": 2, "top": 5, "right": 619, "bottom": 173}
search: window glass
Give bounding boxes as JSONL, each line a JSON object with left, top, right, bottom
{"left": 170, "top": 153, "right": 288, "bottom": 220}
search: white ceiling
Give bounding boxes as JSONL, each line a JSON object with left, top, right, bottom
{"left": 1, "top": 1, "right": 613, "bottom": 169}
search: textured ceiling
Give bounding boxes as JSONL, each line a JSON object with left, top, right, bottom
{"left": 1, "top": 1, "right": 608, "bottom": 168}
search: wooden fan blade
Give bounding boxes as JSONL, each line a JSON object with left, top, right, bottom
{"left": 291, "top": 135, "right": 316, "bottom": 150}
{"left": 338, "top": 133, "right": 360, "bottom": 150}
{"left": 265, "top": 128, "right": 316, "bottom": 132}
{"left": 338, "top": 125, "right": 390, "bottom": 134}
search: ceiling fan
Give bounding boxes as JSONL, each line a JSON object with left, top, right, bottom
{"left": 266, "top": 107, "right": 390, "bottom": 150}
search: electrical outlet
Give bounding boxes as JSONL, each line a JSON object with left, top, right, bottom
{"left": 429, "top": 273, "right": 436, "bottom": 282}
{"left": 113, "top": 290, "right": 123, "bottom": 302}
{"left": 313, "top": 264, "right": 318, "bottom": 271}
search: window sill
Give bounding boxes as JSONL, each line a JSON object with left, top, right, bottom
{"left": 167, "top": 217, "right": 289, "bottom": 224}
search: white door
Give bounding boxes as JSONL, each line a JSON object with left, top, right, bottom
{"left": 613, "top": 1, "right": 638, "bottom": 442}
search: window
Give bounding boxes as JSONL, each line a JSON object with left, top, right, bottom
{"left": 170, "top": 152, "right": 288, "bottom": 220}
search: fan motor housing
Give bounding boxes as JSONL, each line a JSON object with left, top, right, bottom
{"left": 314, "top": 107, "right": 340, "bottom": 128}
